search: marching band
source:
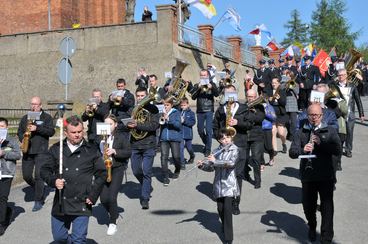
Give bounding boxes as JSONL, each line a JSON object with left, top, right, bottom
{"left": 0, "top": 54, "right": 366, "bottom": 243}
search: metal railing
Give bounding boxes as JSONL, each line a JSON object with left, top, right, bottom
{"left": 241, "top": 48, "right": 257, "bottom": 67}
{"left": 178, "top": 24, "right": 206, "bottom": 50}
{"left": 213, "top": 38, "right": 233, "bottom": 59}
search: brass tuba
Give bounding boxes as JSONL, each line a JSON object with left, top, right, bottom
{"left": 345, "top": 49, "right": 363, "bottom": 86}
{"left": 325, "top": 84, "right": 341, "bottom": 101}
{"left": 166, "top": 59, "right": 190, "bottom": 106}
{"left": 130, "top": 87, "right": 162, "bottom": 140}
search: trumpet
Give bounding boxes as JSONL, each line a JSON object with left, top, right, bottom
{"left": 86, "top": 98, "right": 99, "bottom": 117}
{"left": 114, "top": 96, "right": 122, "bottom": 106}
{"left": 111, "top": 90, "right": 125, "bottom": 106}
{"left": 269, "top": 86, "right": 281, "bottom": 102}
{"left": 159, "top": 112, "right": 167, "bottom": 125}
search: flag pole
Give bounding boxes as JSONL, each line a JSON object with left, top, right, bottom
{"left": 213, "top": 11, "right": 227, "bottom": 29}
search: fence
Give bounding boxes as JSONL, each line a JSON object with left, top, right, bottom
{"left": 178, "top": 24, "right": 206, "bottom": 51}
{"left": 213, "top": 38, "right": 233, "bottom": 59}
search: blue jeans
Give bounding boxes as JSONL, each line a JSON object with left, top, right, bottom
{"left": 51, "top": 215, "right": 89, "bottom": 244}
{"left": 197, "top": 112, "right": 213, "bottom": 153}
{"left": 131, "top": 148, "right": 155, "bottom": 201}
{"left": 180, "top": 139, "right": 194, "bottom": 165}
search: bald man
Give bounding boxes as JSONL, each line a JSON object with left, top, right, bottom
{"left": 17, "top": 96, "right": 55, "bottom": 212}
{"left": 289, "top": 103, "right": 342, "bottom": 243}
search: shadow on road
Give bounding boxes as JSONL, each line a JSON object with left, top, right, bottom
{"left": 196, "top": 181, "right": 213, "bottom": 200}
{"left": 270, "top": 183, "right": 301, "bottom": 204}
{"left": 279, "top": 167, "right": 300, "bottom": 180}
{"left": 150, "top": 209, "right": 187, "bottom": 215}
{"left": 92, "top": 204, "right": 125, "bottom": 226}
{"left": 120, "top": 181, "right": 141, "bottom": 199}
{"left": 176, "top": 209, "right": 223, "bottom": 242}
{"left": 260, "top": 210, "right": 308, "bottom": 243}
{"left": 22, "top": 186, "right": 34, "bottom": 202}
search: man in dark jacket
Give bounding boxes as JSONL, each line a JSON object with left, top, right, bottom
{"left": 335, "top": 68, "right": 365, "bottom": 157}
{"left": 41, "top": 116, "right": 106, "bottom": 243}
{"left": 244, "top": 89, "right": 265, "bottom": 189}
{"left": 253, "top": 59, "right": 272, "bottom": 96}
{"left": 109, "top": 78, "right": 135, "bottom": 130}
{"left": 17, "top": 96, "right": 55, "bottom": 212}
{"left": 190, "top": 69, "right": 219, "bottom": 156}
{"left": 299, "top": 56, "right": 321, "bottom": 110}
{"left": 81, "top": 88, "right": 110, "bottom": 144}
{"left": 127, "top": 87, "right": 160, "bottom": 210}
{"left": 289, "top": 103, "right": 342, "bottom": 243}
{"left": 213, "top": 85, "right": 253, "bottom": 215}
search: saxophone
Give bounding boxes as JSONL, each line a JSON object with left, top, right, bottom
{"left": 21, "top": 120, "right": 32, "bottom": 154}
{"left": 103, "top": 136, "right": 113, "bottom": 183}
{"left": 225, "top": 97, "right": 237, "bottom": 137}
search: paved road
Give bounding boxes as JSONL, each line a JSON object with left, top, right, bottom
{"left": 2, "top": 97, "right": 368, "bottom": 244}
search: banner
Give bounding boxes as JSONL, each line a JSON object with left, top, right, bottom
{"left": 313, "top": 50, "right": 331, "bottom": 77}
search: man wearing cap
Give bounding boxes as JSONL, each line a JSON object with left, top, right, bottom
{"left": 253, "top": 60, "right": 272, "bottom": 96}
{"left": 299, "top": 55, "right": 321, "bottom": 110}
{"left": 286, "top": 56, "right": 298, "bottom": 77}
{"left": 267, "top": 59, "right": 282, "bottom": 84}
{"left": 325, "top": 56, "right": 339, "bottom": 84}
{"left": 278, "top": 58, "right": 286, "bottom": 75}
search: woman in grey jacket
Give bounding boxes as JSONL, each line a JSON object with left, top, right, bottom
{"left": 198, "top": 128, "right": 239, "bottom": 244}
{"left": 0, "top": 117, "right": 22, "bottom": 236}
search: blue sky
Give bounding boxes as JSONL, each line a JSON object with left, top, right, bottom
{"left": 135, "top": 0, "right": 367, "bottom": 47}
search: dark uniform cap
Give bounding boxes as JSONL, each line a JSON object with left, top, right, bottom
{"left": 259, "top": 59, "right": 266, "bottom": 64}
{"left": 267, "top": 59, "right": 275, "bottom": 64}
{"left": 303, "top": 55, "right": 311, "bottom": 61}
{"left": 286, "top": 56, "right": 293, "bottom": 61}
{"left": 331, "top": 56, "right": 338, "bottom": 63}
{"left": 278, "top": 58, "right": 285, "bottom": 63}
{"left": 295, "top": 58, "right": 301, "bottom": 63}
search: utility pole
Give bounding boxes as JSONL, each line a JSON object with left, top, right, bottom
{"left": 48, "top": 0, "right": 51, "bottom": 30}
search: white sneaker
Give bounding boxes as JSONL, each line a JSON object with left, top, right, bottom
{"left": 107, "top": 224, "right": 117, "bottom": 236}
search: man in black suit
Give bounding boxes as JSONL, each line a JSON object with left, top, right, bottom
{"left": 285, "top": 56, "right": 298, "bottom": 77}
{"left": 324, "top": 56, "right": 338, "bottom": 84}
{"left": 253, "top": 60, "right": 272, "bottom": 96}
{"left": 299, "top": 55, "right": 321, "bottom": 110}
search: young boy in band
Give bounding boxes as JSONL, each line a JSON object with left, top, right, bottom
{"left": 179, "top": 97, "right": 196, "bottom": 169}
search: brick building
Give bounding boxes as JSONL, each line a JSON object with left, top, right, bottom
{"left": 0, "top": 0, "right": 125, "bottom": 35}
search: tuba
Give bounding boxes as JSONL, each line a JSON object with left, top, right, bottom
{"left": 165, "top": 59, "right": 190, "bottom": 106}
{"left": 130, "top": 87, "right": 162, "bottom": 140}
{"left": 225, "top": 97, "right": 237, "bottom": 137}
{"left": 325, "top": 84, "right": 341, "bottom": 101}
{"left": 345, "top": 49, "right": 363, "bottom": 86}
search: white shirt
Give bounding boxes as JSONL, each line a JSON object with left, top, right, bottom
{"left": 67, "top": 140, "right": 83, "bottom": 153}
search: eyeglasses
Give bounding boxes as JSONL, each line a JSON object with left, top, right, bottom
{"left": 307, "top": 114, "right": 322, "bottom": 118}
{"left": 338, "top": 74, "right": 347, "bottom": 77}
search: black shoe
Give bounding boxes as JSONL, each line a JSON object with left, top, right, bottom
{"left": 172, "top": 173, "right": 179, "bottom": 180}
{"left": 32, "top": 201, "right": 43, "bottom": 212}
{"left": 243, "top": 174, "right": 251, "bottom": 182}
{"left": 181, "top": 164, "right": 186, "bottom": 170}
{"left": 308, "top": 228, "right": 317, "bottom": 242}
{"left": 4, "top": 207, "right": 13, "bottom": 226}
{"left": 232, "top": 199, "right": 240, "bottom": 215}
{"left": 163, "top": 178, "right": 170, "bottom": 186}
{"left": 187, "top": 155, "right": 195, "bottom": 164}
{"left": 204, "top": 151, "right": 211, "bottom": 157}
{"left": 141, "top": 200, "right": 149, "bottom": 210}
{"left": 282, "top": 144, "right": 287, "bottom": 153}
{"left": 345, "top": 151, "right": 352, "bottom": 158}
{"left": 254, "top": 183, "right": 261, "bottom": 189}
{"left": 336, "top": 165, "right": 342, "bottom": 171}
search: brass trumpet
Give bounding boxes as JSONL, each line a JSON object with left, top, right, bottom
{"left": 86, "top": 98, "right": 98, "bottom": 117}
{"left": 111, "top": 90, "right": 125, "bottom": 106}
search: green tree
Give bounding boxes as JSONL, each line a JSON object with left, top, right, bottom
{"left": 281, "top": 9, "right": 309, "bottom": 47}
{"left": 310, "top": 0, "right": 359, "bottom": 55}
{"left": 358, "top": 43, "right": 368, "bottom": 61}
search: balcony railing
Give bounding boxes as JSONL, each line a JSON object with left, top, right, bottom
{"left": 178, "top": 24, "right": 206, "bottom": 50}
{"left": 213, "top": 38, "right": 233, "bottom": 59}
{"left": 241, "top": 48, "right": 257, "bottom": 67}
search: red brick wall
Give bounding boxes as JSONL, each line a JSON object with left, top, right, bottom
{"left": 0, "top": 0, "right": 125, "bottom": 35}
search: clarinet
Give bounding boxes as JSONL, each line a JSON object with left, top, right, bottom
{"left": 305, "top": 126, "right": 315, "bottom": 170}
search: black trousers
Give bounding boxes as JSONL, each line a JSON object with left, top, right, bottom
{"left": 345, "top": 120, "right": 355, "bottom": 153}
{"left": 235, "top": 146, "right": 246, "bottom": 195}
{"left": 22, "top": 153, "right": 45, "bottom": 201}
{"left": 160, "top": 141, "right": 181, "bottom": 178}
{"left": 217, "top": 197, "right": 233, "bottom": 242}
{"left": 0, "top": 178, "right": 13, "bottom": 225}
{"left": 245, "top": 140, "right": 263, "bottom": 185}
{"left": 302, "top": 180, "right": 334, "bottom": 242}
{"left": 100, "top": 165, "right": 126, "bottom": 224}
